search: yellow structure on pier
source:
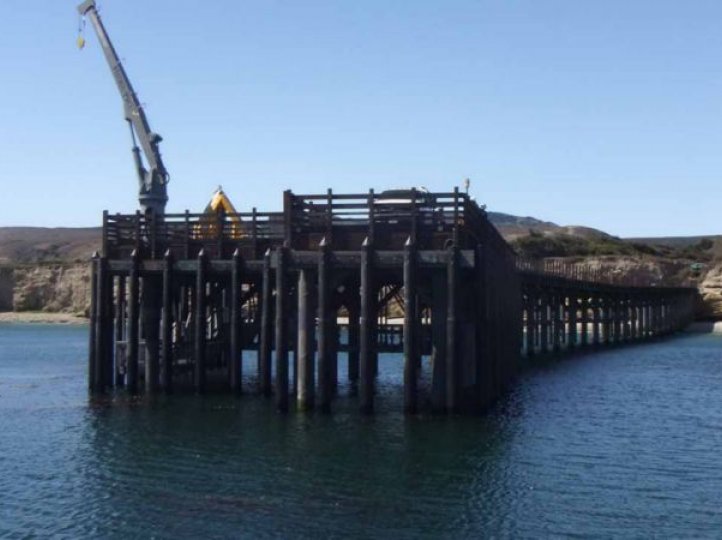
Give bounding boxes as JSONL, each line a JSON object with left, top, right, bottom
{"left": 194, "top": 186, "right": 246, "bottom": 240}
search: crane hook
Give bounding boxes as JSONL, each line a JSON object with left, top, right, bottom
{"left": 77, "top": 15, "right": 86, "bottom": 50}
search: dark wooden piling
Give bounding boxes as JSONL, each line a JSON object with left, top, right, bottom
{"left": 275, "top": 245, "right": 290, "bottom": 412}
{"left": 359, "top": 237, "right": 375, "bottom": 414}
{"left": 230, "top": 249, "right": 243, "bottom": 394}
{"left": 114, "top": 275, "right": 126, "bottom": 387}
{"left": 430, "top": 271, "right": 447, "bottom": 412}
{"left": 259, "top": 249, "right": 273, "bottom": 396}
{"left": 347, "top": 300, "right": 360, "bottom": 383}
{"left": 143, "top": 279, "right": 161, "bottom": 395}
{"left": 194, "top": 249, "right": 207, "bottom": 393}
{"left": 317, "top": 238, "right": 332, "bottom": 412}
{"left": 161, "top": 250, "right": 174, "bottom": 393}
{"left": 525, "top": 293, "right": 536, "bottom": 356}
{"left": 446, "top": 245, "right": 459, "bottom": 413}
{"left": 403, "top": 237, "right": 418, "bottom": 414}
{"left": 88, "top": 253, "right": 99, "bottom": 391}
{"left": 592, "top": 298, "right": 601, "bottom": 346}
{"left": 540, "top": 293, "right": 549, "bottom": 354}
{"left": 94, "top": 255, "right": 108, "bottom": 392}
{"left": 126, "top": 249, "right": 140, "bottom": 394}
{"left": 580, "top": 296, "right": 589, "bottom": 346}
{"left": 552, "top": 292, "right": 562, "bottom": 352}
{"left": 296, "top": 268, "right": 314, "bottom": 410}
{"left": 568, "top": 296, "right": 578, "bottom": 348}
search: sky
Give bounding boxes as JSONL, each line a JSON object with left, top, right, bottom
{"left": 1, "top": 0, "right": 721, "bottom": 237}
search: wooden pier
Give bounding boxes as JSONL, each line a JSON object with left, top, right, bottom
{"left": 88, "top": 189, "right": 698, "bottom": 414}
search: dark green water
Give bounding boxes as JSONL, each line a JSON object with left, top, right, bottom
{"left": 2, "top": 323, "right": 722, "bottom": 538}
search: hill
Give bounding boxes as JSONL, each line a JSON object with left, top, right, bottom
{"left": 0, "top": 227, "right": 100, "bottom": 265}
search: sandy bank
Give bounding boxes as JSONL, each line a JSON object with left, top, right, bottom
{"left": 0, "top": 311, "right": 87, "bottom": 325}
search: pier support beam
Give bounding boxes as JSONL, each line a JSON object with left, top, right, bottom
{"left": 194, "top": 250, "right": 207, "bottom": 393}
{"left": 88, "top": 253, "right": 98, "bottom": 392}
{"left": 568, "top": 295, "right": 577, "bottom": 348}
{"left": 143, "top": 275, "right": 161, "bottom": 395}
{"left": 114, "top": 276, "right": 126, "bottom": 387}
{"left": 446, "top": 245, "right": 459, "bottom": 413}
{"left": 296, "top": 269, "right": 314, "bottom": 410}
{"left": 525, "top": 292, "right": 535, "bottom": 356}
{"left": 94, "top": 255, "right": 110, "bottom": 392}
{"left": 259, "top": 249, "right": 273, "bottom": 396}
{"left": 403, "top": 238, "right": 419, "bottom": 414}
{"left": 230, "top": 249, "right": 243, "bottom": 394}
{"left": 540, "top": 293, "right": 549, "bottom": 354}
{"left": 275, "top": 245, "right": 290, "bottom": 412}
{"left": 552, "top": 292, "right": 562, "bottom": 352}
{"left": 127, "top": 250, "right": 140, "bottom": 394}
{"left": 580, "top": 296, "right": 589, "bottom": 347}
{"left": 592, "top": 298, "right": 600, "bottom": 346}
{"left": 161, "top": 250, "right": 174, "bottom": 393}
{"left": 317, "top": 238, "right": 332, "bottom": 413}
{"left": 347, "top": 300, "right": 360, "bottom": 384}
{"left": 359, "top": 238, "right": 375, "bottom": 414}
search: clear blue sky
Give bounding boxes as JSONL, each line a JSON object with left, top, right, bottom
{"left": 1, "top": 0, "right": 721, "bottom": 237}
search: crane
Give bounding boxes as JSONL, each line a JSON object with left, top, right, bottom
{"left": 77, "top": 0, "right": 169, "bottom": 216}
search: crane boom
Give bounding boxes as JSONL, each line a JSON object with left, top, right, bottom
{"left": 78, "top": 0, "right": 168, "bottom": 216}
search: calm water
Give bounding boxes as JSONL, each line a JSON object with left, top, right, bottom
{"left": 2, "top": 324, "right": 722, "bottom": 538}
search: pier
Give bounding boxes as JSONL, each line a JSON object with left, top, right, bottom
{"left": 88, "top": 189, "right": 697, "bottom": 413}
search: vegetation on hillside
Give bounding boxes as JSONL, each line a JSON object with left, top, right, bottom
{"left": 512, "top": 230, "right": 716, "bottom": 262}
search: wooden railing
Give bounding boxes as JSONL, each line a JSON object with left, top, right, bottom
{"left": 103, "top": 188, "right": 504, "bottom": 258}
{"left": 516, "top": 257, "right": 690, "bottom": 288}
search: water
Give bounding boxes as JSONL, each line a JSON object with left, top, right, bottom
{"left": 2, "top": 323, "right": 722, "bottom": 538}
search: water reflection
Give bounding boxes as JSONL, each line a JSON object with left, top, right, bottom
{"left": 3, "top": 325, "right": 722, "bottom": 537}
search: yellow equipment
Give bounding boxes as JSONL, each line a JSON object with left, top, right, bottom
{"left": 194, "top": 186, "right": 246, "bottom": 240}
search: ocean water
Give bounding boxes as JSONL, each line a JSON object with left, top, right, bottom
{"left": 1, "top": 323, "right": 722, "bottom": 538}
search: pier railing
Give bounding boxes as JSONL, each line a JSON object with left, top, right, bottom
{"left": 102, "top": 188, "right": 509, "bottom": 258}
{"left": 516, "top": 257, "right": 690, "bottom": 288}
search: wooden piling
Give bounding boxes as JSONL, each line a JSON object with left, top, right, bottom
{"left": 580, "top": 296, "right": 589, "bottom": 346}
{"left": 127, "top": 249, "right": 140, "bottom": 394}
{"left": 359, "top": 237, "right": 375, "bottom": 414}
{"left": 194, "top": 249, "right": 207, "bottom": 393}
{"left": 296, "top": 268, "right": 314, "bottom": 410}
{"left": 94, "top": 256, "right": 108, "bottom": 392}
{"left": 88, "top": 253, "right": 99, "bottom": 392}
{"left": 552, "top": 292, "right": 562, "bottom": 352}
{"left": 230, "top": 249, "right": 243, "bottom": 394}
{"left": 259, "top": 249, "right": 273, "bottom": 396}
{"left": 446, "top": 245, "right": 459, "bottom": 413}
{"left": 317, "top": 238, "right": 332, "bottom": 413}
{"left": 403, "top": 237, "right": 418, "bottom": 414}
{"left": 347, "top": 300, "right": 360, "bottom": 383}
{"left": 144, "top": 278, "right": 161, "bottom": 395}
{"left": 275, "top": 245, "right": 289, "bottom": 412}
{"left": 525, "top": 292, "right": 535, "bottom": 356}
{"left": 161, "top": 250, "right": 174, "bottom": 393}
{"left": 540, "top": 293, "right": 549, "bottom": 353}
{"left": 568, "top": 295, "right": 577, "bottom": 348}
{"left": 114, "top": 275, "right": 126, "bottom": 387}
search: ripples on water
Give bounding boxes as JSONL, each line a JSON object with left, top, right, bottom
{"left": 1, "top": 323, "right": 722, "bottom": 538}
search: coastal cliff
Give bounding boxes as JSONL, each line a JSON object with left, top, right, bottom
{"left": 0, "top": 223, "right": 718, "bottom": 320}
{"left": 0, "top": 263, "right": 91, "bottom": 316}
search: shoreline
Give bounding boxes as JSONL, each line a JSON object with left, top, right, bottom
{"left": 685, "top": 321, "right": 722, "bottom": 335}
{"left": 0, "top": 311, "right": 87, "bottom": 325}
